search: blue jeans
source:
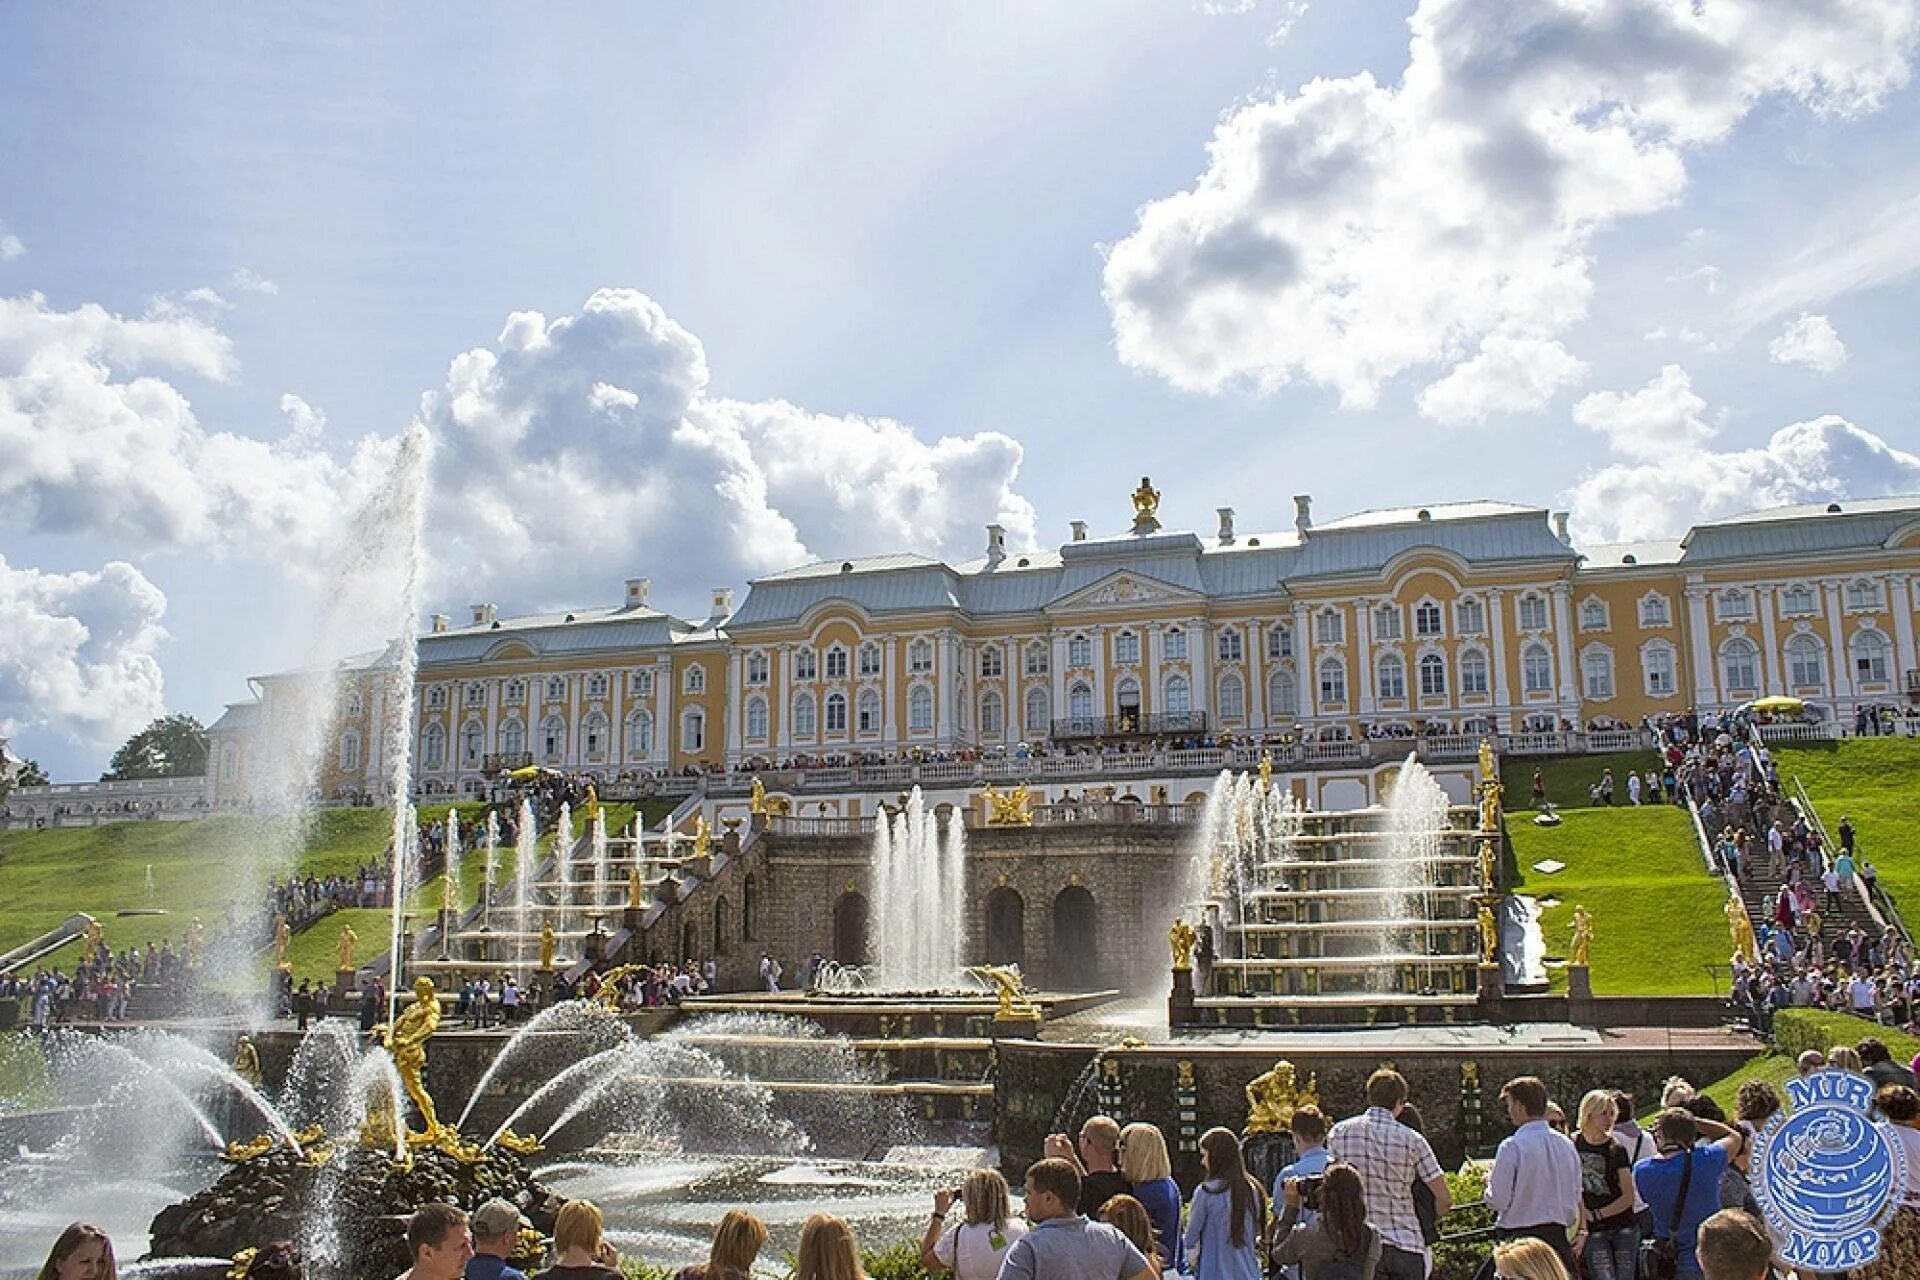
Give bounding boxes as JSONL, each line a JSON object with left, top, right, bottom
{"left": 1584, "top": 1224, "right": 1641, "bottom": 1280}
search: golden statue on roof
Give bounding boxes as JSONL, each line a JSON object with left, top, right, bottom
{"left": 1131, "top": 476, "right": 1162, "bottom": 533}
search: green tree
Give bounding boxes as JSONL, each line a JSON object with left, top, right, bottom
{"left": 102, "top": 713, "right": 210, "bottom": 781}
{"left": 1, "top": 755, "right": 49, "bottom": 798}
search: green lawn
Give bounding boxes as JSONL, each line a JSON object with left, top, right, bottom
{"left": 1771, "top": 738, "right": 1920, "bottom": 910}
{"left": 1500, "top": 750, "right": 1661, "bottom": 812}
{"left": 1506, "top": 805, "right": 1727, "bottom": 995}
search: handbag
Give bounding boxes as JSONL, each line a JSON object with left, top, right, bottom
{"left": 1638, "top": 1150, "right": 1692, "bottom": 1280}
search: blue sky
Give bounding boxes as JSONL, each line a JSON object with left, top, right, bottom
{"left": 3, "top": 0, "right": 1919, "bottom": 780}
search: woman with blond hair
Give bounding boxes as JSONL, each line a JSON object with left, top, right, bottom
{"left": 1099, "top": 1197, "right": 1164, "bottom": 1280}
{"left": 1490, "top": 1237, "right": 1569, "bottom": 1280}
{"left": 36, "top": 1225, "right": 115, "bottom": 1280}
{"left": 677, "top": 1210, "right": 769, "bottom": 1280}
{"left": 1118, "top": 1122, "right": 1181, "bottom": 1271}
{"left": 1572, "top": 1090, "right": 1638, "bottom": 1280}
{"left": 796, "top": 1214, "right": 864, "bottom": 1280}
{"left": 533, "top": 1200, "right": 621, "bottom": 1280}
{"left": 922, "top": 1169, "right": 1026, "bottom": 1280}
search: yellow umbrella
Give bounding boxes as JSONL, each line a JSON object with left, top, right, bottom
{"left": 506, "top": 765, "right": 548, "bottom": 781}
{"left": 1748, "top": 695, "right": 1805, "bottom": 713}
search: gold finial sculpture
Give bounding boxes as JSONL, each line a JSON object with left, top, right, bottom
{"left": 1244, "top": 1060, "right": 1319, "bottom": 1134}
{"left": 273, "top": 913, "right": 291, "bottom": 971}
{"left": 232, "top": 1034, "right": 262, "bottom": 1086}
{"left": 1130, "top": 476, "right": 1162, "bottom": 532}
{"left": 336, "top": 922, "right": 358, "bottom": 972}
{"left": 540, "top": 919, "right": 556, "bottom": 970}
{"left": 749, "top": 777, "right": 767, "bottom": 815}
{"left": 375, "top": 976, "right": 447, "bottom": 1144}
{"left": 983, "top": 783, "right": 1034, "bottom": 827}
{"left": 1725, "top": 896, "right": 1757, "bottom": 962}
{"left": 968, "top": 964, "right": 1040, "bottom": 1021}
{"left": 1177, "top": 1060, "right": 1196, "bottom": 1089}
{"left": 627, "top": 864, "right": 644, "bottom": 910}
{"left": 1168, "top": 917, "right": 1198, "bottom": 972}
{"left": 1258, "top": 751, "right": 1274, "bottom": 795}
{"left": 692, "top": 815, "right": 712, "bottom": 859}
{"left": 1477, "top": 901, "right": 1499, "bottom": 964}
{"left": 1570, "top": 905, "right": 1594, "bottom": 967}
{"left": 1478, "top": 840, "right": 1497, "bottom": 891}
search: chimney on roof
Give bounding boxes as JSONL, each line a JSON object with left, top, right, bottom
{"left": 709, "top": 587, "right": 734, "bottom": 619}
{"left": 1552, "top": 511, "right": 1571, "bottom": 545}
{"left": 626, "top": 577, "right": 652, "bottom": 607}
{"left": 1293, "top": 494, "right": 1313, "bottom": 534}
{"left": 1216, "top": 507, "right": 1236, "bottom": 545}
{"left": 1070, "top": 520, "right": 1088, "bottom": 542}
{"left": 430, "top": 613, "right": 450, "bottom": 634}
{"left": 985, "top": 523, "right": 1006, "bottom": 567}
{"left": 470, "top": 603, "right": 497, "bottom": 627}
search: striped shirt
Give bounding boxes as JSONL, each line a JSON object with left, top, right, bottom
{"left": 1328, "top": 1107, "right": 1443, "bottom": 1254}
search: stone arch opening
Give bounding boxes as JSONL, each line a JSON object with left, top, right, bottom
{"left": 985, "top": 886, "right": 1025, "bottom": 967}
{"left": 1051, "top": 885, "right": 1099, "bottom": 990}
{"left": 833, "top": 891, "right": 870, "bottom": 966}
{"left": 713, "top": 896, "right": 730, "bottom": 956}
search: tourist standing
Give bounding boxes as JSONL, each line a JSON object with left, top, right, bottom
{"left": 677, "top": 1210, "right": 769, "bottom": 1280}
{"left": 795, "top": 1215, "right": 864, "bottom": 1280}
{"left": 1328, "top": 1070, "right": 1452, "bottom": 1280}
{"left": 1861, "top": 1037, "right": 1920, "bottom": 1091}
{"left": 1849, "top": 1085, "right": 1920, "bottom": 1279}
{"left": 35, "top": 1224, "right": 116, "bottom": 1280}
{"left": 1184, "top": 1128, "right": 1267, "bottom": 1280}
{"left": 531, "top": 1201, "right": 620, "bottom": 1280}
{"left": 922, "top": 1170, "right": 1026, "bottom": 1280}
{"left": 1487, "top": 1077, "right": 1584, "bottom": 1270}
{"left": 466, "top": 1201, "right": 531, "bottom": 1280}
{"left": 1572, "top": 1091, "right": 1638, "bottom": 1280}
{"left": 1044, "top": 1116, "right": 1128, "bottom": 1216}
{"left": 1488, "top": 1238, "right": 1569, "bottom": 1280}
{"left": 397, "top": 1205, "right": 474, "bottom": 1280}
{"left": 1692, "top": 1210, "right": 1770, "bottom": 1280}
{"left": 1633, "top": 1111, "right": 1726, "bottom": 1278}
{"left": 1118, "top": 1122, "right": 1182, "bottom": 1272}
{"left": 501, "top": 977, "right": 520, "bottom": 1024}
{"left": 1268, "top": 1163, "right": 1381, "bottom": 1280}
{"left": 997, "top": 1159, "right": 1154, "bottom": 1280}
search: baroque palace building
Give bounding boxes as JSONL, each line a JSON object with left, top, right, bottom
{"left": 205, "top": 484, "right": 1920, "bottom": 808}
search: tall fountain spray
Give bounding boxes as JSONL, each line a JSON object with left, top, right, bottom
{"left": 1180, "top": 768, "right": 1303, "bottom": 939}
{"left": 552, "top": 802, "right": 574, "bottom": 932}
{"left": 513, "top": 797, "right": 536, "bottom": 980}
{"left": 482, "top": 810, "right": 500, "bottom": 930}
{"left": 868, "top": 787, "right": 966, "bottom": 990}
{"left": 1378, "top": 754, "right": 1451, "bottom": 947}
{"left": 377, "top": 425, "right": 429, "bottom": 1025}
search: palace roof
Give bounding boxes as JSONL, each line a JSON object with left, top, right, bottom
{"left": 416, "top": 604, "right": 696, "bottom": 665}
{"left": 1678, "top": 495, "right": 1920, "bottom": 564}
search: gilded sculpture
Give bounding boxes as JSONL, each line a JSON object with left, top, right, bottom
{"left": 1131, "top": 476, "right": 1161, "bottom": 529}
{"left": 1725, "top": 896, "right": 1757, "bottom": 962}
{"left": 540, "top": 919, "right": 556, "bottom": 970}
{"left": 1478, "top": 840, "right": 1497, "bottom": 891}
{"left": 982, "top": 783, "right": 1034, "bottom": 827}
{"left": 627, "top": 864, "right": 645, "bottom": 910}
{"left": 1257, "top": 751, "right": 1273, "bottom": 795}
{"left": 1244, "top": 1059, "right": 1319, "bottom": 1134}
{"left": 968, "top": 965, "right": 1040, "bottom": 1021}
{"left": 273, "top": 913, "right": 291, "bottom": 971}
{"left": 1570, "top": 905, "right": 1594, "bottom": 967}
{"left": 1478, "top": 737, "right": 1497, "bottom": 786}
{"left": 82, "top": 918, "right": 105, "bottom": 966}
{"left": 692, "top": 815, "right": 712, "bottom": 859}
{"left": 336, "top": 921, "right": 359, "bottom": 972}
{"left": 232, "top": 1034, "right": 262, "bottom": 1086}
{"left": 582, "top": 782, "right": 599, "bottom": 822}
{"left": 1477, "top": 901, "right": 1499, "bottom": 964}
{"left": 375, "top": 976, "right": 448, "bottom": 1145}
{"left": 1478, "top": 779, "right": 1502, "bottom": 834}
{"left": 749, "top": 777, "right": 767, "bottom": 816}
{"left": 1168, "top": 917, "right": 1198, "bottom": 972}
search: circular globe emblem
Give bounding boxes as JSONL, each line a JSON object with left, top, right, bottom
{"left": 1751, "top": 1069, "right": 1907, "bottom": 1271}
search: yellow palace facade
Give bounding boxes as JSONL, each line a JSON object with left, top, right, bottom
{"left": 207, "top": 485, "right": 1920, "bottom": 804}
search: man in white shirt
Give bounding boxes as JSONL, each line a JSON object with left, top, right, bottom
{"left": 1487, "top": 1076, "right": 1584, "bottom": 1272}
{"left": 1851, "top": 973, "right": 1878, "bottom": 1017}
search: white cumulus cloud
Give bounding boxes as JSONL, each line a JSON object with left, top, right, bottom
{"left": 418, "top": 288, "right": 1039, "bottom": 615}
{"left": 0, "top": 223, "right": 22, "bottom": 262}
{"left": 1768, "top": 313, "right": 1848, "bottom": 372}
{"left": 0, "top": 554, "right": 168, "bottom": 747}
{"left": 230, "top": 267, "right": 279, "bottom": 296}
{"left": 1415, "top": 337, "right": 1588, "bottom": 427}
{"left": 1103, "top": 0, "right": 1918, "bottom": 419}
{"left": 1566, "top": 365, "right": 1920, "bottom": 540}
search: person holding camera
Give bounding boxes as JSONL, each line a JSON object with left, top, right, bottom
{"left": 1268, "top": 1163, "right": 1380, "bottom": 1280}
{"left": 921, "top": 1170, "right": 1026, "bottom": 1280}
{"left": 1633, "top": 1110, "right": 1727, "bottom": 1279}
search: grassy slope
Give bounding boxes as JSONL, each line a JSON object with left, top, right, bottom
{"left": 1500, "top": 750, "right": 1661, "bottom": 812}
{"left": 1506, "top": 806, "right": 1726, "bottom": 995}
{"left": 1771, "top": 739, "right": 1920, "bottom": 907}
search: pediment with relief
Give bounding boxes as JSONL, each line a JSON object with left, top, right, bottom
{"left": 1047, "top": 571, "right": 1202, "bottom": 614}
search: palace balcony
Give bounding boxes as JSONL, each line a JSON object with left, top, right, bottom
{"left": 1049, "top": 711, "right": 1209, "bottom": 740}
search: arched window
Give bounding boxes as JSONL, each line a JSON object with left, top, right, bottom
{"left": 1217, "top": 628, "right": 1244, "bottom": 662}
{"left": 1720, "top": 638, "right": 1759, "bottom": 693}
{"left": 680, "top": 707, "right": 706, "bottom": 753}
{"left": 1643, "top": 642, "right": 1677, "bottom": 697}
{"left": 1581, "top": 648, "right": 1614, "bottom": 699}
{"left": 586, "top": 673, "right": 608, "bottom": 698}
{"left": 745, "top": 696, "right": 768, "bottom": 740}
{"left": 1517, "top": 593, "right": 1549, "bottom": 631}
{"left": 500, "top": 718, "right": 524, "bottom": 757}
{"left": 856, "top": 688, "right": 881, "bottom": 733}
{"left": 745, "top": 653, "right": 769, "bottom": 685}
{"left": 825, "top": 646, "right": 849, "bottom": 679}
{"left": 1786, "top": 634, "right": 1824, "bottom": 690}
{"left": 1266, "top": 624, "right": 1293, "bottom": 660}
{"left": 1163, "top": 675, "right": 1190, "bottom": 716}
{"left": 1218, "top": 673, "right": 1246, "bottom": 719}
{"left": 1414, "top": 601, "right": 1443, "bottom": 637}
{"left": 1317, "top": 659, "right": 1347, "bottom": 708}
{"left": 684, "top": 664, "right": 707, "bottom": 694}
{"left": 908, "top": 686, "right": 933, "bottom": 732}
{"left": 713, "top": 897, "right": 730, "bottom": 957}
{"left": 825, "top": 692, "right": 848, "bottom": 733}
{"left": 1852, "top": 629, "right": 1892, "bottom": 683}
{"left": 1024, "top": 686, "right": 1049, "bottom": 733}
{"left": 794, "top": 692, "right": 818, "bottom": 738}
{"left": 581, "top": 711, "right": 608, "bottom": 758}
{"left": 1780, "top": 586, "right": 1817, "bottom": 617}
{"left": 1068, "top": 634, "right": 1093, "bottom": 668}
{"left": 546, "top": 677, "right": 566, "bottom": 701}
{"left": 1376, "top": 653, "right": 1406, "bottom": 701}
{"left": 1460, "top": 649, "right": 1489, "bottom": 696}
{"left": 343, "top": 690, "right": 362, "bottom": 718}
{"left": 1024, "top": 642, "right": 1048, "bottom": 675}
{"left": 1267, "top": 668, "right": 1298, "bottom": 717}
{"left": 1113, "top": 631, "right": 1140, "bottom": 664}
{"left": 794, "top": 648, "right": 817, "bottom": 680}
{"left": 1521, "top": 643, "right": 1554, "bottom": 693}
{"left": 1373, "top": 605, "right": 1403, "bottom": 641}
{"left": 1578, "top": 598, "right": 1608, "bottom": 631}
{"left": 542, "top": 716, "right": 566, "bottom": 760}
{"left": 221, "top": 745, "right": 239, "bottom": 780}
{"left": 907, "top": 639, "right": 932, "bottom": 673}
{"left": 1418, "top": 652, "right": 1446, "bottom": 697}
{"left": 1068, "top": 681, "right": 1094, "bottom": 720}
{"left": 626, "top": 710, "right": 654, "bottom": 758}
{"left": 980, "top": 690, "right": 1004, "bottom": 735}
{"left": 337, "top": 731, "right": 360, "bottom": 772}
{"left": 980, "top": 647, "right": 1005, "bottom": 677}
{"left": 1315, "top": 609, "right": 1345, "bottom": 645}
{"left": 1846, "top": 579, "right": 1884, "bottom": 611}
{"left": 422, "top": 724, "right": 446, "bottom": 770}
{"left": 1164, "top": 628, "right": 1188, "bottom": 660}
{"left": 503, "top": 678, "right": 525, "bottom": 703}
{"left": 1115, "top": 675, "right": 1140, "bottom": 706}
{"left": 858, "top": 643, "right": 882, "bottom": 676}
{"left": 954, "top": 680, "right": 967, "bottom": 732}
{"left": 462, "top": 721, "right": 484, "bottom": 766}
{"left": 1455, "top": 597, "right": 1485, "bottom": 635}
{"left": 1638, "top": 594, "right": 1671, "bottom": 627}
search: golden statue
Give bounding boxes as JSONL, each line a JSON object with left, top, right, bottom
{"left": 1478, "top": 901, "right": 1499, "bottom": 964}
{"left": 627, "top": 864, "right": 644, "bottom": 910}
{"left": 692, "top": 814, "right": 712, "bottom": 859}
{"left": 968, "top": 965, "right": 1040, "bottom": 1021}
{"left": 1570, "top": 905, "right": 1594, "bottom": 967}
{"left": 1130, "top": 475, "right": 1162, "bottom": 531}
{"left": 1478, "top": 840, "right": 1497, "bottom": 891}
{"left": 1168, "top": 917, "right": 1198, "bottom": 972}
{"left": 1258, "top": 751, "right": 1274, "bottom": 795}
{"left": 1478, "top": 779, "right": 1502, "bottom": 833}
{"left": 273, "top": 913, "right": 291, "bottom": 971}
{"left": 82, "top": 918, "right": 105, "bottom": 966}
{"left": 1244, "top": 1059, "right": 1320, "bottom": 1135}
{"left": 766, "top": 794, "right": 791, "bottom": 817}
{"left": 984, "top": 783, "right": 1034, "bottom": 827}
{"left": 1177, "top": 1060, "right": 1196, "bottom": 1090}
{"left": 1478, "top": 737, "right": 1497, "bottom": 785}
{"left": 749, "top": 777, "right": 767, "bottom": 815}
{"left": 221, "top": 1134, "right": 275, "bottom": 1163}
{"left": 357, "top": 1084, "right": 402, "bottom": 1155}
{"left": 441, "top": 869, "right": 458, "bottom": 913}
{"left": 186, "top": 916, "right": 206, "bottom": 968}
{"left": 495, "top": 1130, "right": 545, "bottom": 1155}
{"left": 232, "top": 1034, "right": 262, "bottom": 1086}
{"left": 582, "top": 782, "right": 599, "bottom": 822}
{"left": 336, "top": 922, "right": 358, "bottom": 972}
{"left": 375, "top": 976, "right": 446, "bottom": 1143}
{"left": 1725, "top": 896, "right": 1757, "bottom": 962}
{"left": 540, "top": 919, "right": 556, "bottom": 970}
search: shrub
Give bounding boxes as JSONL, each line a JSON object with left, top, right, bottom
{"left": 1433, "top": 1163, "right": 1494, "bottom": 1280}
{"left": 1772, "top": 1008, "right": 1920, "bottom": 1065}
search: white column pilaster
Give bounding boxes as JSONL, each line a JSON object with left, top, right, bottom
{"left": 1292, "top": 602, "right": 1311, "bottom": 723}
{"left": 776, "top": 644, "right": 793, "bottom": 753}
{"left": 935, "top": 631, "right": 954, "bottom": 742}
{"left": 1686, "top": 584, "right": 1718, "bottom": 707}
{"left": 1191, "top": 617, "right": 1212, "bottom": 719}
{"left": 882, "top": 636, "right": 899, "bottom": 745}
{"left": 1248, "top": 621, "right": 1266, "bottom": 728}
{"left": 1487, "top": 591, "right": 1511, "bottom": 714}
{"left": 1146, "top": 624, "right": 1162, "bottom": 713}
{"left": 1356, "top": 599, "right": 1376, "bottom": 716}
{"left": 1825, "top": 583, "right": 1855, "bottom": 703}
{"left": 655, "top": 656, "right": 674, "bottom": 766}
{"left": 1756, "top": 588, "right": 1783, "bottom": 695}
{"left": 1889, "top": 574, "right": 1917, "bottom": 686}
{"left": 1550, "top": 583, "right": 1577, "bottom": 711}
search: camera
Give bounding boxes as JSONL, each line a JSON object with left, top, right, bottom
{"left": 1297, "top": 1175, "right": 1325, "bottom": 1209}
